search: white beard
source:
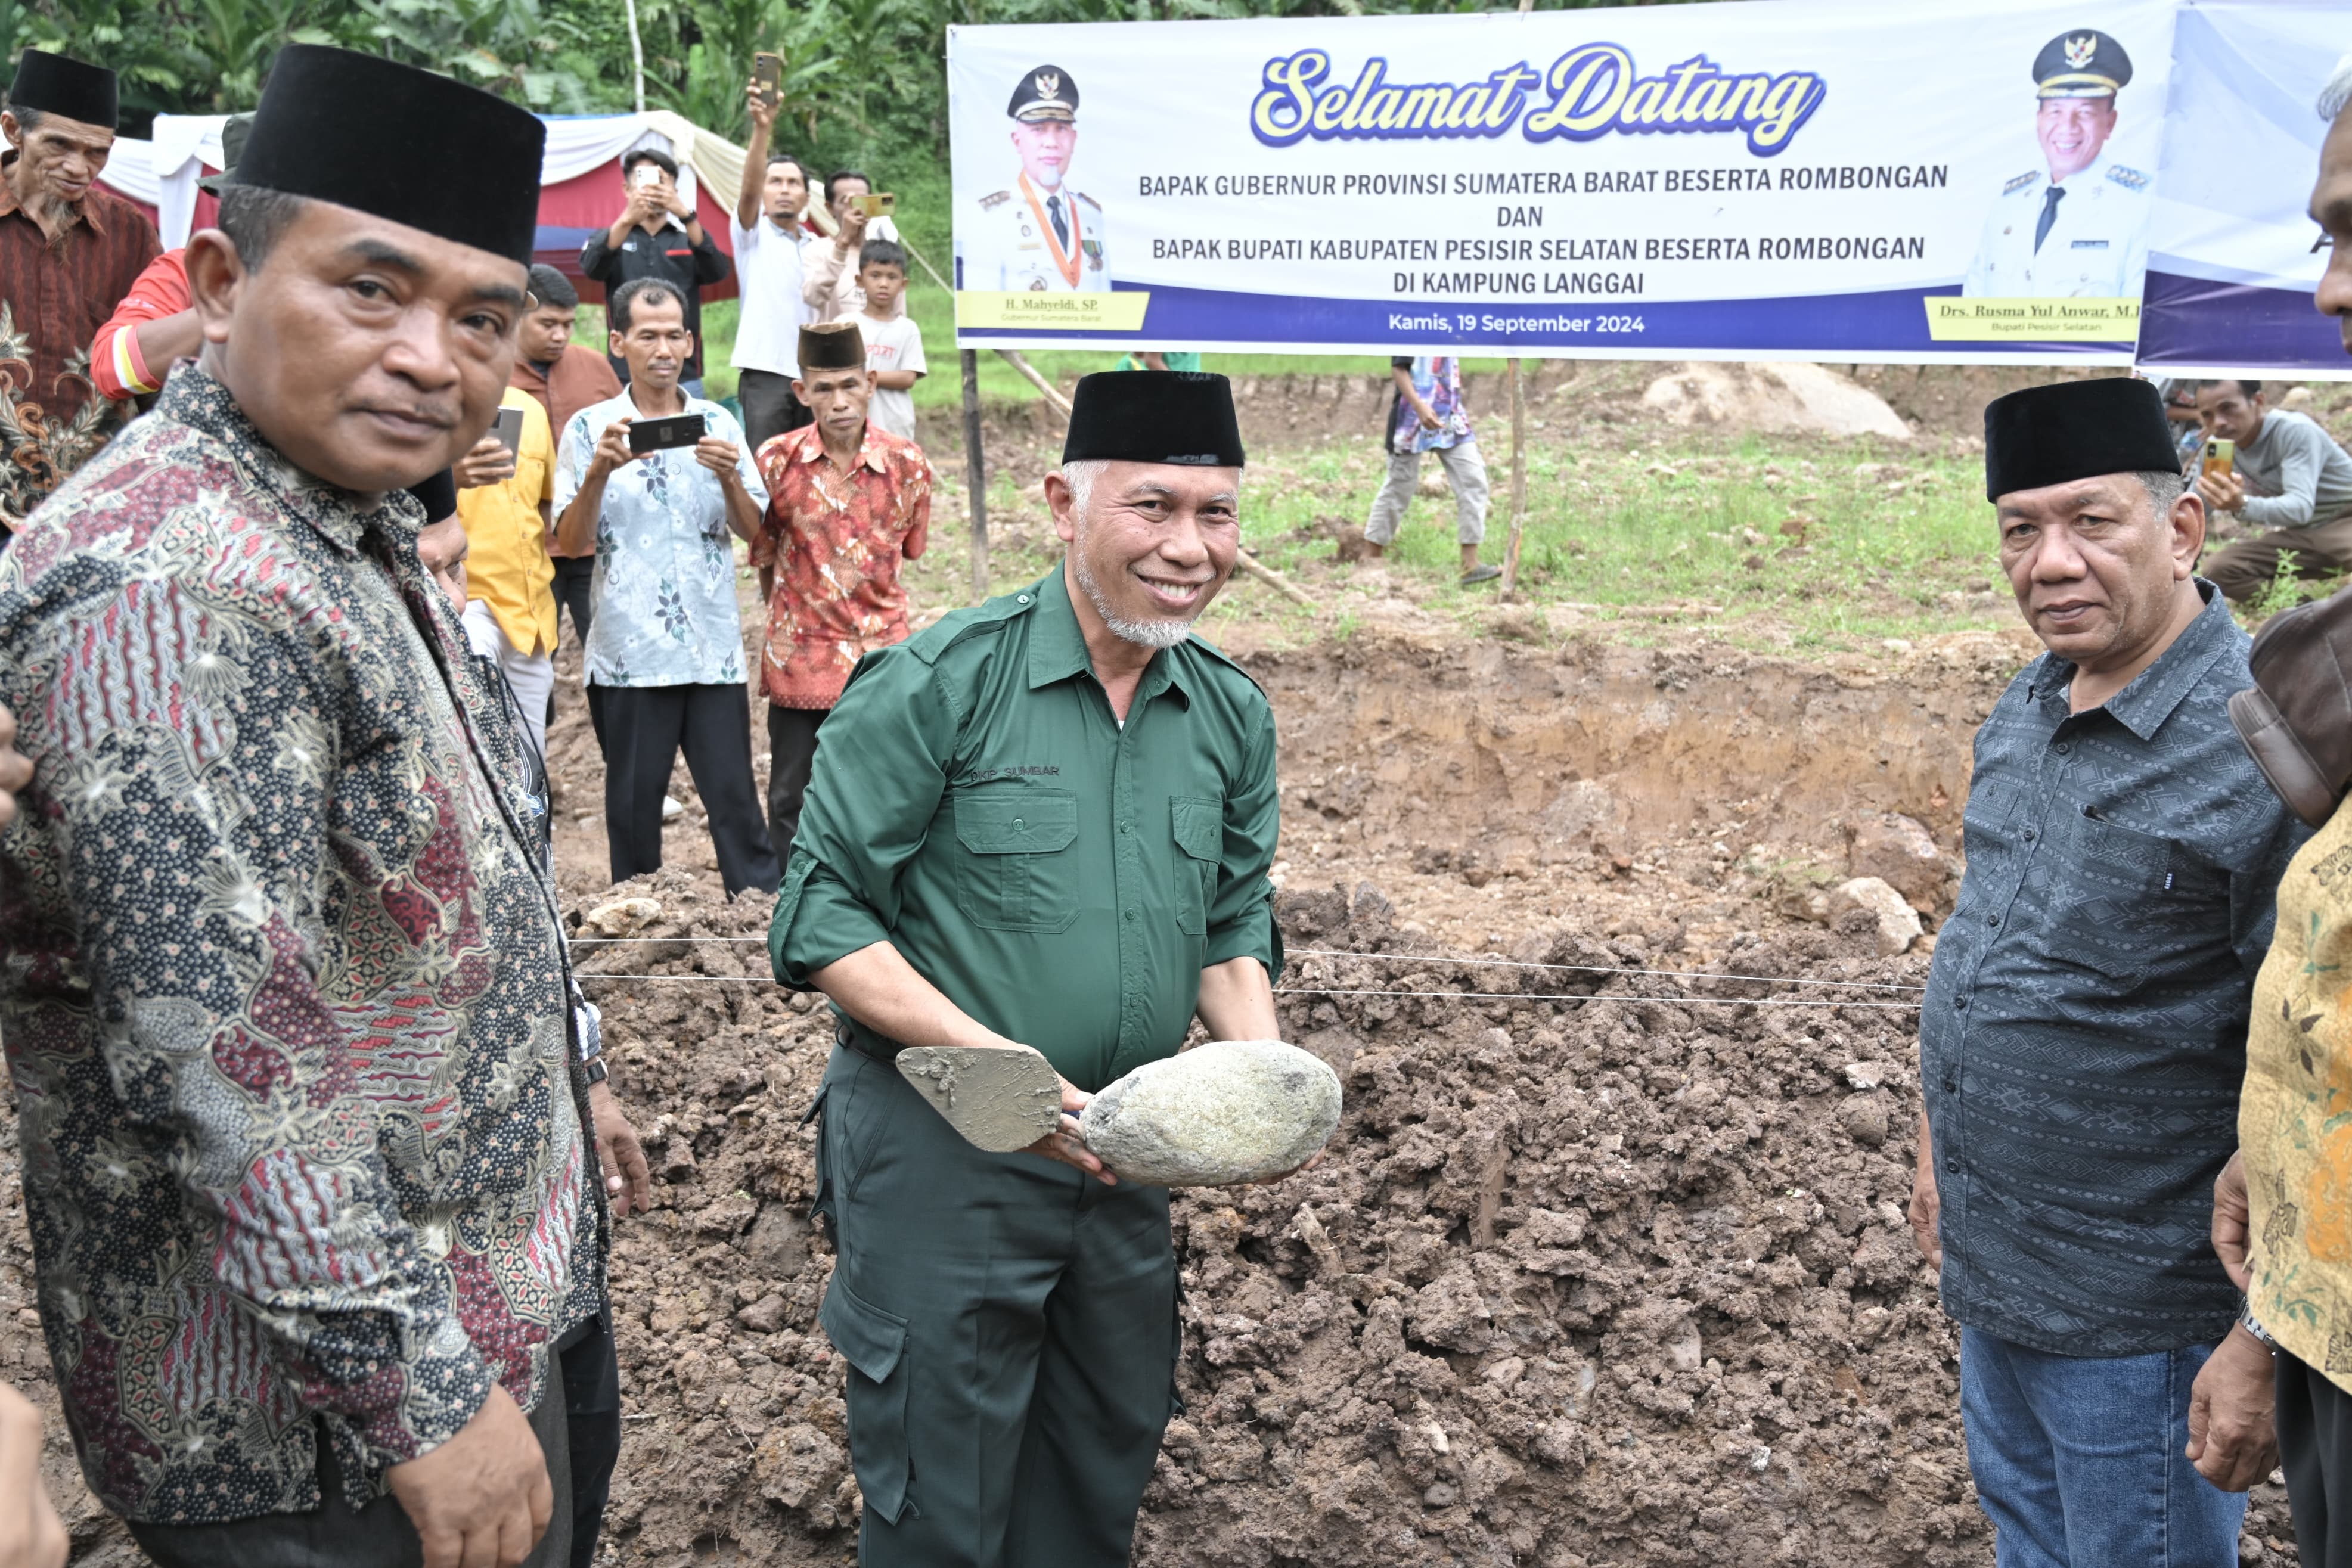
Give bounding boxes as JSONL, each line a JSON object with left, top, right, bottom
{"left": 1071, "top": 544, "right": 1194, "bottom": 649}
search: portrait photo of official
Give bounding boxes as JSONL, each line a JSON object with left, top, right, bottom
{"left": 1962, "top": 29, "right": 2152, "bottom": 298}
{"left": 957, "top": 64, "right": 1112, "bottom": 293}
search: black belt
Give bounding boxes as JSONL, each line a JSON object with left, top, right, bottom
{"left": 836, "top": 1019, "right": 905, "bottom": 1065}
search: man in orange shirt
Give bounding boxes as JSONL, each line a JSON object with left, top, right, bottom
{"left": 751, "top": 320, "right": 930, "bottom": 855}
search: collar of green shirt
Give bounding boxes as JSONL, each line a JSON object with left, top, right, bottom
{"left": 1023, "top": 562, "right": 1196, "bottom": 706}
{"left": 2024, "top": 577, "right": 2234, "bottom": 741}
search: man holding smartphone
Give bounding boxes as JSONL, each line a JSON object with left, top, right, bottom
{"left": 733, "top": 71, "right": 816, "bottom": 454}
{"left": 2193, "top": 378, "right": 2352, "bottom": 603}
{"left": 454, "top": 386, "right": 558, "bottom": 759}
{"left": 580, "top": 147, "right": 731, "bottom": 395}
{"left": 554, "top": 276, "right": 780, "bottom": 896}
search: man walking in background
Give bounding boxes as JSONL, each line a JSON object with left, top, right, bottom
{"left": 752, "top": 321, "right": 930, "bottom": 856}
{"left": 1910, "top": 377, "right": 2306, "bottom": 1565}
{"left": 1364, "top": 355, "right": 1498, "bottom": 586}
{"left": 581, "top": 146, "right": 730, "bottom": 396}
{"left": 513, "top": 263, "right": 622, "bottom": 676}
{"left": 2195, "top": 377, "right": 2352, "bottom": 601}
{"left": 733, "top": 75, "right": 814, "bottom": 454}
{"left": 0, "top": 49, "right": 158, "bottom": 532}
{"left": 556, "top": 276, "right": 779, "bottom": 896}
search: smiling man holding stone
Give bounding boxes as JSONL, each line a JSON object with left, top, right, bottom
{"left": 768, "top": 370, "right": 1282, "bottom": 1566}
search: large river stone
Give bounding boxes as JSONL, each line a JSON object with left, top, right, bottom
{"left": 1081, "top": 1040, "right": 1342, "bottom": 1187}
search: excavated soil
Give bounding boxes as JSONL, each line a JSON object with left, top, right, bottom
{"left": 5, "top": 626, "right": 2308, "bottom": 1567}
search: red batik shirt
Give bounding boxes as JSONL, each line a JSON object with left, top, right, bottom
{"left": 752, "top": 422, "right": 932, "bottom": 709}
{"left": 0, "top": 158, "right": 160, "bottom": 523}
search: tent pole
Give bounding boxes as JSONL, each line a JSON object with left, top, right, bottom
{"left": 962, "top": 349, "right": 990, "bottom": 603}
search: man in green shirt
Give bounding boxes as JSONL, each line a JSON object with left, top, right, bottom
{"left": 768, "top": 370, "right": 1279, "bottom": 1564}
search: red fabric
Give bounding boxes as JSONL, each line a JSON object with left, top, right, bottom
{"left": 751, "top": 423, "right": 932, "bottom": 709}
{"left": 533, "top": 164, "right": 740, "bottom": 302}
{"left": 91, "top": 247, "right": 192, "bottom": 400}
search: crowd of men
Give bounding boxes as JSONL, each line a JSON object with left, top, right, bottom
{"left": 20, "top": 27, "right": 2352, "bottom": 1568}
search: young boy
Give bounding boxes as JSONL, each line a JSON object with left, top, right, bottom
{"left": 839, "top": 239, "right": 926, "bottom": 442}
{"left": 1364, "top": 355, "right": 1500, "bottom": 585}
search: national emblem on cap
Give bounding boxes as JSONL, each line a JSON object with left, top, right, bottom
{"left": 2033, "top": 28, "right": 2133, "bottom": 99}
{"left": 1009, "top": 64, "right": 1080, "bottom": 122}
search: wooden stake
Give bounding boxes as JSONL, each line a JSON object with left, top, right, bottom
{"left": 1233, "top": 551, "right": 1317, "bottom": 609}
{"left": 995, "top": 349, "right": 1074, "bottom": 418}
{"left": 1500, "top": 357, "right": 1529, "bottom": 598}
{"left": 960, "top": 349, "right": 989, "bottom": 603}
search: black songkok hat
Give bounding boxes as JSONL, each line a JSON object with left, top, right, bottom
{"left": 232, "top": 46, "right": 546, "bottom": 265}
{"left": 8, "top": 50, "right": 118, "bottom": 129}
{"left": 798, "top": 321, "right": 866, "bottom": 372}
{"left": 405, "top": 468, "right": 457, "bottom": 523}
{"left": 1982, "top": 378, "right": 2178, "bottom": 502}
{"left": 1063, "top": 371, "right": 1245, "bottom": 468}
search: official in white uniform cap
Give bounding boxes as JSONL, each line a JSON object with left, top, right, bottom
{"left": 957, "top": 65, "right": 1112, "bottom": 294}
{"left": 1962, "top": 29, "right": 2151, "bottom": 299}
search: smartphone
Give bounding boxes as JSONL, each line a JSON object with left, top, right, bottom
{"left": 753, "top": 52, "right": 783, "bottom": 111}
{"left": 628, "top": 413, "right": 707, "bottom": 455}
{"left": 849, "top": 192, "right": 896, "bottom": 219}
{"left": 2203, "top": 437, "right": 2236, "bottom": 482}
{"left": 491, "top": 406, "right": 524, "bottom": 459}
{"left": 632, "top": 163, "right": 662, "bottom": 191}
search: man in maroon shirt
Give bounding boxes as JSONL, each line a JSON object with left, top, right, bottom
{"left": 0, "top": 50, "right": 160, "bottom": 532}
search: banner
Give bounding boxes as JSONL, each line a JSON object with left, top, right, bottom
{"left": 2137, "top": 1, "right": 2352, "bottom": 377}
{"left": 947, "top": 0, "right": 2177, "bottom": 362}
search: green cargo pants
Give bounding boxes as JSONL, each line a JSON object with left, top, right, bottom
{"left": 812, "top": 1044, "right": 1180, "bottom": 1567}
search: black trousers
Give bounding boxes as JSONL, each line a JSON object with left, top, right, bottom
{"left": 551, "top": 557, "right": 604, "bottom": 751}
{"left": 557, "top": 1312, "right": 622, "bottom": 1568}
{"left": 765, "top": 704, "right": 826, "bottom": 861}
{"left": 602, "top": 682, "right": 780, "bottom": 895}
{"left": 739, "top": 367, "right": 814, "bottom": 455}
{"left": 127, "top": 1364, "right": 574, "bottom": 1568}
{"left": 2280, "top": 1347, "right": 2352, "bottom": 1567}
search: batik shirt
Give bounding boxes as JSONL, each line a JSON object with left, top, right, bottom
{"left": 751, "top": 422, "right": 931, "bottom": 710}
{"left": 555, "top": 390, "right": 767, "bottom": 687}
{"left": 1386, "top": 355, "right": 1472, "bottom": 455}
{"left": 0, "top": 368, "right": 601, "bottom": 1524}
{"left": 0, "top": 161, "right": 160, "bottom": 523}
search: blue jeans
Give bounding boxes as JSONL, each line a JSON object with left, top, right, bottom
{"left": 1960, "top": 1327, "right": 2245, "bottom": 1567}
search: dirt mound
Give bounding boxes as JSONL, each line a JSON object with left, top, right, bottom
{"left": 1640, "top": 362, "right": 1913, "bottom": 442}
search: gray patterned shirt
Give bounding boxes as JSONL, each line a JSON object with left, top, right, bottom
{"left": 1923, "top": 583, "right": 2308, "bottom": 1356}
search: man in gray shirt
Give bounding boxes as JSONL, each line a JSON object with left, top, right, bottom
{"left": 2196, "top": 377, "right": 2352, "bottom": 600}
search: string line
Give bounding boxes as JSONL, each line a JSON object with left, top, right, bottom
{"left": 569, "top": 972, "right": 1918, "bottom": 1009}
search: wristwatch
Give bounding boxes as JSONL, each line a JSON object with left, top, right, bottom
{"left": 583, "top": 1057, "right": 609, "bottom": 1088}
{"left": 2237, "top": 1299, "right": 2277, "bottom": 1347}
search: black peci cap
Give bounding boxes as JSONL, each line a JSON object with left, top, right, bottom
{"left": 1984, "top": 378, "right": 2180, "bottom": 502}
{"left": 798, "top": 321, "right": 866, "bottom": 372}
{"left": 2034, "top": 29, "right": 2133, "bottom": 99}
{"left": 8, "top": 49, "right": 118, "bottom": 129}
{"left": 1063, "top": 371, "right": 1245, "bottom": 468}
{"left": 231, "top": 46, "right": 547, "bottom": 265}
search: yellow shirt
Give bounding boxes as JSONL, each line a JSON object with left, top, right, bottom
{"left": 457, "top": 388, "right": 556, "bottom": 656}
{"left": 2245, "top": 802, "right": 2352, "bottom": 1384}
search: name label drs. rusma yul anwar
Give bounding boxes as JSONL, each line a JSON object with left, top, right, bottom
{"left": 1250, "top": 43, "right": 1828, "bottom": 156}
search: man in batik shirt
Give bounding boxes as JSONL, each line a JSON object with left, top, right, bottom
{"left": 0, "top": 48, "right": 643, "bottom": 1568}
{"left": 752, "top": 319, "right": 931, "bottom": 855}
{"left": 0, "top": 49, "right": 159, "bottom": 531}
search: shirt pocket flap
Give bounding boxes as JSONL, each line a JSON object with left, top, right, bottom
{"left": 818, "top": 1278, "right": 907, "bottom": 1386}
{"left": 954, "top": 791, "right": 1078, "bottom": 855}
{"left": 1172, "top": 796, "right": 1222, "bottom": 862}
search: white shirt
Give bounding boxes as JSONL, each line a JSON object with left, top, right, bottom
{"left": 727, "top": 213, "right": 809, "bottom": 377}
{"left": 1961, "top": 162, "right": 2150, "bottom": 299}
{"left": 846, "top": 312, "right": 926, "bottom": 442}
{"left": 957, "top": 178, "right": 1111, "bottom": 293}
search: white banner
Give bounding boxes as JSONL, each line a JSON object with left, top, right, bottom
{"left": 947, "top": 0, "right": 2177, "bottom": 362}
{"left": 2137, "top": 0, "right": 2352, "bottom": 376}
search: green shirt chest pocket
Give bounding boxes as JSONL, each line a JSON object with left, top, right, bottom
{"left": 954, "top": 789, "right": 1081, "bottom": 933}
{"left": 1172, "top": 795, "right": 1222, "bottom": 936}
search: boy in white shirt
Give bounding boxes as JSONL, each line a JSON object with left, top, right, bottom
{"left": 841, "top": 239, "right": 926, "bottom": 442}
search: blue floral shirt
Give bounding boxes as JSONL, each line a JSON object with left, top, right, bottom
{"left": 555, "top": 390, "right": 767, "bottom": 687}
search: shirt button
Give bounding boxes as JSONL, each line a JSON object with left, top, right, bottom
{"left": 2054, "top": 741, "right": 2071, "bottom": 755}
{"left": 1944, "top": 1076, "right": 1959, "bottom": 1094}
{"left": 1954, "top": 995, "right": 1969, "bottom": 1010}
{"left": 1985, "top": 913, "right": 1999, "bottom": 928}
{"left": 1124, "top": 910, "right": 1137, "bottom": 922}
{"left": 1017, "top": 595, "right": 1031, "bottom": 604}
{"left": 1945, "top": 1158, "right": 1960, "bottom": 1174}
{"left": 2022, "top": 828, "right": 2037, "bottom": 842}
{"left": 1119, "top": 822, "right": 1132, "bottom": 834}
{"left": 1011, "top": 818, "right": 1025, "bottom": 831}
